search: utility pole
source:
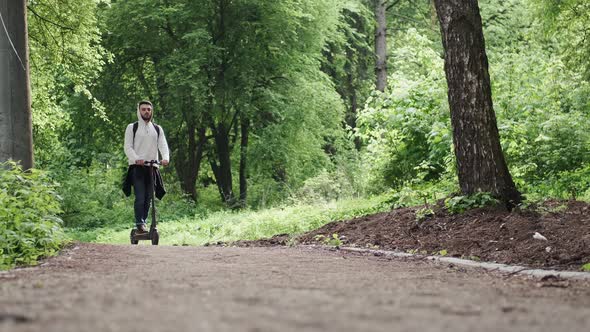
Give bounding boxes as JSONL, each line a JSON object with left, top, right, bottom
{"left": 0, "top": 0, "right": 33, "bottom": 169}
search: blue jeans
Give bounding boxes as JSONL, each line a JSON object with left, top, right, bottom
{"left": 131, "top": 166, "right": 153, "bottom": 226}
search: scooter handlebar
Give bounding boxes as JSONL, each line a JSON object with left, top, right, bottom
{"left": 143, "top": 160, "right": 161, "bottom": 167}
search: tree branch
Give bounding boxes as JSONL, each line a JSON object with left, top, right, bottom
{"left": 385, "top": 0, "right": 402, "bottom": 12}
{"left": 27, "top": 6, "right": 75, "bottom": 31}
{"left": 389, "top": 12, "right": 438, "bottom": 32}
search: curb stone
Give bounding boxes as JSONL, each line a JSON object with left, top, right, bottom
{"left": 334, "top": 246, "right": 590, "bottom": 281}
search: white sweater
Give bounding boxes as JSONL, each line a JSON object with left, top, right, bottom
{"left": 124, "top": 120, "right": 170, "bottom": 166}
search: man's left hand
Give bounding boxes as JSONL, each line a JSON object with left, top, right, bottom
{"left": 161, "top": 160, "right": 169, "bottom": 166}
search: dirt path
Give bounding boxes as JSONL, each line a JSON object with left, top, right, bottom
{"left": 1, "top": 243, "right": 589, "bottom": 332}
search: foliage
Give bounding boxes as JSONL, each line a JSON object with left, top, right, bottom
{"left": 532, "top": 0, "right": 590, "bottom": 80}
{"left": 524, "top": 165, "right": 590, "bottom": 201}
{"left": 487, "top": 1, "right": 590, "bottom": 198}
{"left": 69, "top": 195, "right": 387, "bottom": 246}
{"left": 55, "top": 162, "right": 132, "bottom": 230}
{"left": 357, "top": 0, "right": 590, "bottom": 202}
{"left": 0, "top": 162, "right": 68, "bottom": 270}
{"left": 415, "top": 207, "right": 434, "bottom": 222}
{"left": 27, "top": 0, "right": 110, "bottom": 167}
{"left": 294, "top": 159, "right": 369, "bottom": 204}
{"left": 384, "top": 173, "right": 458, "bottom": 209}
{"left": 582, "top": 263, "right": 590, "bottom": 272}
{"left": 444, "top": 192, "right": 500, "bottom": 214}
{"left": 315, "top": 233, "right": 343, "bottom": 247}
{"left": 356, "top": 28, "right": 450, "bottom": 191}
{"left": 320, "top": 0, "right": 375, "bottom": 135}
{"left": 55, "top": 161, "right": 215, "bottom": 232}
{"left": 90, "top": 0, "right": 348, "bottom": 205}
{"left": 247, "top": 75, "right": 346, "bottom": 197}
{"left": 15, "top": 0, "right": 590, "bottom": 254}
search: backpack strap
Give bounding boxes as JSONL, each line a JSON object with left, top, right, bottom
{"left": 132, "top": 121, "right": 160, "bottom": 144}
{"left": 154, "top": 123, "right": 161, "bottom": 137}
{"left": 132, "top": 122, "right": 139, "bottom": 142}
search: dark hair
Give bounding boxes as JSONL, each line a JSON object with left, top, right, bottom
{"left": 138, "top": 100, "right": 153, "bottom": 108}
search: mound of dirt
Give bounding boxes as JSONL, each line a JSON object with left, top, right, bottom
{"left": 240, "top": 200, "right": 590, "bottom": 271}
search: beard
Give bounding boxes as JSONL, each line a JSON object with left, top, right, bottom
{"left": 141, "top": 113, "right": 152, "bottom": 121}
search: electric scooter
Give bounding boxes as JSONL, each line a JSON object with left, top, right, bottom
{"left": 130, "top": 160, "right": 160, "bottom": 245}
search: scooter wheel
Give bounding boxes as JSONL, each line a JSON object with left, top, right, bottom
{"left": 151, "top": 230, "right": 159, "bottom": 246}
{"left": 130, "top": 229, "right": 139, "bottom": 245}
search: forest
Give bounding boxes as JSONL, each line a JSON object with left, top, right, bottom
{"left": 1, "top": 0, "right": 590, "bottom": 269}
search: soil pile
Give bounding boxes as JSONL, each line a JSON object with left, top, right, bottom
{"left": 238, "top": 200, "right": 590, "bottom": 271}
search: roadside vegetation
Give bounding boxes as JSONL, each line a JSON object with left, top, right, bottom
{"left": 0, "top": 162, "right": 67, "bottom": 270}
{"left": 2, "top": 0, "right": 590, "bottom": 270}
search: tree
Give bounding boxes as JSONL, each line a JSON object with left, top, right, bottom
{"left": 433, "top": 0, "right": 521, "bottom": 205}
{"left": 321, "top": 1, "right": 374, "bottom": 150}
{"left": 374, "top": 0, "right": 388, "bottom": 92}
{"left": 100, "top": 0, "right": 343, "bottom": 206}
{"left": 100, "top": 0, "right": 209, "bottom": 201}
{"left": 26, "top": 0, "right": 109, "bottom": 168}
{"left": 0, "top": 0, "right": 33, "bottom": 169}
{"left": 533, "top": 0, "right": 590, "bottom": 80}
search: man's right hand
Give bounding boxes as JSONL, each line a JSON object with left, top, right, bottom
{"left": 135, "top": 159, "right": 144, "bottom": 165}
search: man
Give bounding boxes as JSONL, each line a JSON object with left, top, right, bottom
{"left": 124, "top": 100, "right": 170, "bottom": 233}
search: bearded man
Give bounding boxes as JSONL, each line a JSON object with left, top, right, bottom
{"left": 123, "top": 100, "right": 170, "bottom": 233}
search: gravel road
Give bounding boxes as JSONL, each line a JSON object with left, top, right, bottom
{"left": 1, "top": 243, "right": 589, "bottom": 332}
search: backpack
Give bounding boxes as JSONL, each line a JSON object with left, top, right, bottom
{"left": 132, "top": 121, "right": 160, "bottom": 143}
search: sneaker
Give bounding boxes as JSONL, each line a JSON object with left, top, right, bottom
{"left": 136, "top": 224, "right": 148, "bottom": 233}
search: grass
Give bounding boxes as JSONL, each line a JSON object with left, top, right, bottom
{"left": 66, "top": 195, "right": 388, "bottom": 246}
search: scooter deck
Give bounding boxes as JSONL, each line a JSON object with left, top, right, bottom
{"left": 133, "top": 232, "right": 152, "bottom": 241}
{"left": 130, "top": 228, "right": 159, "bottom": 245}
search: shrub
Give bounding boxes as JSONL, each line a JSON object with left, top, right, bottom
{"left": 0, "top": 161, "right": 68, "bottom": 270}
{"left": 55, "top": 162, "right": 210, "bottom": 234}
{"left": 444, "top": 192, "right": 500, "bottom": 214}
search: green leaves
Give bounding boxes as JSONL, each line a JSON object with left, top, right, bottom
{"left": 28, "top": 0, "right": 111, "bottom": 167}
{"left": 356, "top": 28, "right": 450, "bottom": 190}
{"left": 95, "top": 0, "right": 346, "bottom": 205}
{"left": 444, "top": 192, "right": 500, "bottom": 214}
{"left": 356, "top": 0, "right": 590, "bottom": 201}
{"left": 0, "top": 162, "right": 67, "bottom": 270}
{"left": 531, "top": 0, "right": 590, "bottom": 80}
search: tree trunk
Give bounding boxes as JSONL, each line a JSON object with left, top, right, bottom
{"left": 239, "top": 114, "right": 249, "bottom": 208}
{"left": 152, "top": 57, "right": 211, "bottom": 201}
{"left": 434, "top": 0, "right": 521, "bottom": 206}
{"left": 174, "top": 124, "right": 206, "bottom": 201}
{"left": 211, "top": 123, "right": 235, "bottom": 205}
{"left": 374, "top": 0, "right": 387, "bottom": 92}
{"left": 0, "top": 0, "right": 33, "bottom": 169}
{"left": 346, "top": 54, "right": 362, "bottom": 150}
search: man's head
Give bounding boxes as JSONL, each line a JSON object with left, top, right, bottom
{"left": 138, "top": 100, "right": 153, "bottom": 122}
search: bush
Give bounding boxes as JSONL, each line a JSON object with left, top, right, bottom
{"left": 444, "top": 192, "right": 500, "bottom": 214}
{"left": 384, "top": 173, "right": 458, "bottom": 209}
{"left": 522, "top": 164, "right": 590, "bottom": 201}
{"left": 356, "top": 28, "right": 451, "bottom": 191}
{"left": 0, "top": 161, "right": 68, "bottom": 270}
{"left": 55, "top": 161, "right": 215, "bottom": 242}
{"left": 295, "top": 166, "right": 367, "bottom": 203}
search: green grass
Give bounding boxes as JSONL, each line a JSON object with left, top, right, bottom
{"left": 67, "top": 196, "right": 388, "bottom": 246}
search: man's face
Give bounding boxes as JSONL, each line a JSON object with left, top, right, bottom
{"left": 140, "top": 105, "right": 152, "bottom": 121}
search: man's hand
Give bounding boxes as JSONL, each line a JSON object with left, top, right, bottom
{"left": 161, "top": 160, "right": 169, "bottom": 166}
{"left": 135, "top": 159, "right": 144, "bottom": 165}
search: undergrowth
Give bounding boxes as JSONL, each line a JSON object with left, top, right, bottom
{"left": 69, "top": 196, "right": 388, "bottom": 246}
{"left": 0, "top": 161, "right": 68, "bottom": 270}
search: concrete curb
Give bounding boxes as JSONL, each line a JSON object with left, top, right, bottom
{"left": 334, "top": 246, "right": 590, "bottom": 281}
